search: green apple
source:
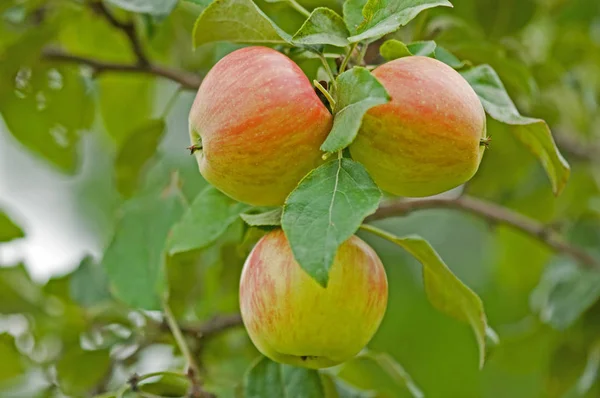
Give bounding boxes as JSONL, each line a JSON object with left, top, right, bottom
{"left": 188, "top": 46, "right": 332, "bottom": 206}
{"left": 239, "top": 230, "right": 388, "bottom": 369}
{"left": 350, "top": 56, "right": 487, "bottom": 197}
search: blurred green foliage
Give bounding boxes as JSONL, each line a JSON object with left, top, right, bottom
{"left": 0, "top": 0, "right": 599, "bottom": 397}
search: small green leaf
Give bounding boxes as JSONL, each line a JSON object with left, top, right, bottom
{"left": 433, "top": 46, "right": 467, "bottom": 69}
{"left": 69, "top": 256, "right": 112, "bottom": 308}
{"left": 193, "top": 0, "right": 291, "bottom": 47}
{"left": 337, "top": 351, "right": 423, "bottom": 398}
{"left": 406, "top": 40, "right": 436, "bottom": 56}
{"left": 0, "top": 211, "right": 24, "bottom": 242}
{"left": 342, "top": 0, "right": 368, "bottom": 35}
{"left": 321, "top": 374, "right": 376, "bottom": 397}
{"left": 531, "top": 258, "right": 600, "bottom": 330}
{"left": 282, "top": 158, "right": 381, "bottom": 286}
{"left": 321, "top": 67, "right": 390, "bottom": 153}
{"left": 240, "top": 208, "right": 283, "bottom": 227}
{"left": 106, "top": 0, "right": 178, "bottom": 16}
{"left": 56, "top": 348, "right": 111, "bottom": 396}
{"left": 461, "top": 64, "right": 570, "bottom": 195}
{"left": 0, "top": 334, "right": 24, "bottom": 383}
{"left": 362, "top": 225, "right": 488, "bottom": 368}
{"left": 103, "top": 186, "right": 186, "bottom": 310}
{"left": 115, "top": 119, "right": 165, "bottom": 198}
{"left": 244, "top": 357, "right": 324, "bottom": 398}
{"left": 347, "top": 0, "right": 452, "bottom": 42}
{"left": 168, "top": 186, "right": 249, "bottom": 255}
{"left": 379, "top": 39, "right": 411, "bottom": 60}
{"left": 292, "top": 8, "right": 350, "bottom": 47}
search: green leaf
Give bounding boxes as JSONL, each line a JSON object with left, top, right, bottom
{"left": 292, "top": 8, "right": 350, "bottom": 47}
{"left": 240, "top": 208, "right": 283, "bottom": 226}
{"left": 244, "top": 357, "right": 325, "bottom": 398}
{"left": 103, "top": 185, "right": 186, "bottom": 309}
{"left": 321, "top": 374, "right": 376, "bottom": 397}
{"left": 320, "top": 67, "right": 390, "bottom": 153}
{"left": 56, "top": 348, "right": 111, "bottom": 396}
{"left": 168, "top": 186, "right": 249, "bottom": 255}
{"left": 193, "top": 0, "right": 291, "bottom": 47}
{"left": 282, "top": 158, "right": 381, "bottom": 286}
{"left": 346, "top": 0, "right": 452, "bottom": 42}
{"left": 337, "top": 351, "right": 423, "bottom": 398}
{"left": 106, "top": 0, "right": 179, "bottom": 16}
{"left": 115, "top": 119, "right": 166, "bottom": 198}
{"left": 379, "top": 39, "right": 411, "bottom": 60}
{"left": 433, "top": 46, "right": 466, "bottom": 69}
{"left": 563, "top": 341, "right": 600, "bottom": 398}
{"left": 0, "top": 334, "right": 24, "bottom": 383}
{"left": 0, "top": 265, "right": 42, "bottom": 314}
{"left": 69, "top": 256, "right": 112, "bottom": 308}
{"left": 461, "top": 65, "right": 570, "bottom": 195}
{"left": 406, "top": 40, "right": 436, "bottom": 56}
{"left": 363, "top": 226, "right": 488, "bottom": 368}
{"left": 530, "top": 258, "right": 600, "bottom": 330}
{"left": 0, "top": 211, "right": 24, "bottom": 242}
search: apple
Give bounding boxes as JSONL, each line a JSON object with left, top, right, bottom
{"left": 188, "top": 46, "right": 333, "bottom": 206}
{"left": 239, "top": 230, "right": 388, "bottom": 369}
{"left": 350, "top": 56, "right": 487, "bottom": 197}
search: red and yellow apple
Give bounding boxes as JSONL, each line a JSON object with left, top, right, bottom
{"left": 239, "top": 230, "right": 388, "bottom": 369}
{"left": 350, "top": 56, "right": 487, "bottom": 197}
{"left": 188, "top": 46, "right": 332, "bottom": 206}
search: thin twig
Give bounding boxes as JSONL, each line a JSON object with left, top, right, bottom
{"left": 339, "top": 42, "right": 358, "bottom": 74}
{"left": 287, "top": 0, "right": 311, "bottom": 17}
{"left": 365, "top": 195, "right": 599, "bottom": 270}
{"left": 42, "top": 48, "right": 202, "bottom": 89}
{"left": 90, "top": 0, "right": 149, "bottom": 66}
{"left": 163, "top": 302, "right": 214, "bottom": 398}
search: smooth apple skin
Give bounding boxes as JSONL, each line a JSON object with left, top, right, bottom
{"left": 189, "top": 46, "right": 333, "bottom": 206}
{"left": 350, "top": 56, "right": 487, "bottom": 197}
{"left": 239, "top": 230, "right": 388, "bottom": 369}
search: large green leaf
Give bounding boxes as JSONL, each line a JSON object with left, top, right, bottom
{"left": 193, "top": 0, "right": 291, "bottom": 47}
{"left": 345, "top": 0, "right": 452, "bottom": 42}
{"left": 320, "top": 67, "right": 390, "bottom": 153}
{"left": 56, "top": 347, "right": 111, "bottom": 396}
{"left": 0, "top": 334, "right": 24, "bottom": 383}
{"left": 244, "top": 357, "right": 325, "bottom": 398}
{"left": 461, "top": 64, "right": 570, "bottom": 195}
{"left": 282, "top": 158, "right": 381, "bottom": 286}
{"left": 337, "top": 351, "right": 423, "bottom": 398}
{"left": 106, "top": 0, "right": 179, "bottom": 16}
{"left": 69, "top": 256, "right": 112, "bottom": 308}
{"left": 361, "top": 225, "right": 489, "bottom": 368}
{"left": 167, "top": 186, "right": 249, "bottom": 255}
{"left": 531, "top": 258, "right": 600, "bottom": 330}
{"left": 292, "top": 7, "right": 350, "bottom": 47}
{"left": 0, "top": 211, "right": 24, "bottom": 242}
{"left": 103, "top": 185, "right": 186, "bottom": 310}
{"left": 115, "top": 119, "right": 166, "bottom": 198}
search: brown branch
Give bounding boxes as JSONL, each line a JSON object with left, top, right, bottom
{"left": 178, "top": 314, "right": 244, "bottom": 339}
{"left": 42, "top": 48, "right": 202, "bottom": 90}
{"left": 90, "top": 0, "right": 149, "bottom": 66}
{"left": 366, "top": 195, "right": 599, "bottom": 270}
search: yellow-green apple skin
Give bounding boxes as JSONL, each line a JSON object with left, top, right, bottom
{"left": 350, "top": 55, "right": 487, "bottom": 197}
{"left": 239, "top": 230, "right": 388, "bottom": 369}
{"left": 188, "top": 46, "right": 333, "bottom": 206}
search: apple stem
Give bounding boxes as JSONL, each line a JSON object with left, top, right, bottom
{"left": 317, "top": 54, "right": 337, "bottom": 91}
{"left": 313, "top": 80, "right": 336, "bottom": 110}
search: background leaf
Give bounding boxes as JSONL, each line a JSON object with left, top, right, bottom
{"left": 321, "top": 67, "right": 390, "bottom": 153}
{"left": 103, "top": 184, "right": 186, "bottom": 309}
{"left": 0, "top": 334, "right": 24, "bottom": 383}
{"left": 69, "top": 256, "right": 112, "bottom": 308}
{"left": 56, "top": 348, "right": 111, "bottom": 396}
{"left": 282, "top": 158, "right": 381, "bottom": 286}
{"left": 0, "top": 210, "right": 24, "bottom": 242}
{"left": 168, "top": 186, "right": 249, "bottom": 254}
{"left": 244, "top": 357, "right": 325, "bottom": 398}
{"left": 240, "top": 207, "right": 283, "bottom": 226}
{"left": 106, "top": 0, "right": 179, "bottom": 16}
{"left": 461, "top": 64, "right": 570, "bottom": 195}
{"left": 193, "top": 0, "right": 291, "bottom": 47}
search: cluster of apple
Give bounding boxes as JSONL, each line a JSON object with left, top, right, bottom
{"left": 188, "top": 46, "right": 486, "bottom": 368}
